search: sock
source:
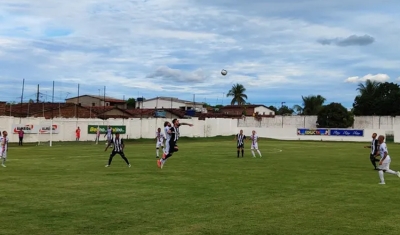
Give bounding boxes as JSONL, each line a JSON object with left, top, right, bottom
{"left": 241, "top": 150, "right": 244, "bottom": 157}
{"left": 257, "top": 150, "right": 262, "bottom": 157}
{"left": 237, "top": 150, "right": 239, "bottom": 157}
{"left": 2, "top": 158, "right": 5, "bottom": 165}
{"left": 251, "top": 150, "right": 255, "bottom": 157}
{"left": 386, "top": 169, "right": 397, "bottom": 175}
{"left": 156, "top": 149, "right": 159, "bottom": 157}
{"left": 370, "top": 156, "right": 377, "bottom": 168}
{"left": 379, "top": 170, "right": 385, "bottom": 182}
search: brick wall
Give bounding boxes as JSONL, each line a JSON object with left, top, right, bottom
{"left": 220, "top": 107, "right": 255, "bottom": 116}
{"left": 0, "top": 102, "right": 5, "bottom": 116}
{"left": 32, "top": 105, "right": 98, "bottom": 119}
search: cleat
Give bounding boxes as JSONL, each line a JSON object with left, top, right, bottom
{"left": 128, "top": 164, "right": 131, "bottom": 168}
{"left": 1, "top": 164, "right": 6, "bottom": 167}
{"left": 105, "top": 165, "right": 109, "bottom": 167}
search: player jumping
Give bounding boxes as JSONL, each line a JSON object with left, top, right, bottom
{"left": 249, "top": 130, "right": 262, "bottom": 158}
{"left": 0, "top": 131, "right": 9, "bottom": 167}
{"left": 155, "top": 127, "right": 165, "bottom": 158}
{"left": 157, "top": 119, "right": 193, "bottom": 169}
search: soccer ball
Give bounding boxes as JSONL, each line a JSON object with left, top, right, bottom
{"left": 221, "top": 69, "right": 227, "bottom": 76}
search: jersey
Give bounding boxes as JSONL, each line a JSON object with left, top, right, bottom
{"left": 371, "top": 138, "right": 378, "bottom": 155}
{"left": 106, "top": 128, "right": 112, "bottom": 138}
{"left": 164, "top": 126, "right": 171, "bottom": 141}
{"left": 0, "top": 136, "right": 9, "bottom": 156}
{"left": 379, "top": 143, "right": 391, "bottom": 161}
{"left": 112, "top": 137, "right": 124, "bottom": 152}
{"left": 156, "top": 131, "right": 165, "bottom": 144}
{"left": 250, "top": 134, "right": 258, "bottom": 145}
{"left": 237, "top": 134, "right": 246, "bottom": 147}
{"left": 169, "top": 126, "right": 180, "bottom": 143}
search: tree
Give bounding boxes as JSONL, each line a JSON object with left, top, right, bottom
{"left": 293, "top": 95, "right": 326, "bottom": 115}
{"left": 126, "top": 98, "right": 136, "bottom": 109}
{"left": 317, "top": 102, "right": 354, "bottom": 128}
{"left": 226, "top": 83, "right": 248, "bottom": 105}
{"left": 352, "top": 80, "right": 380, "bottom": 115}
{"left": 267, "top": 105, "right": 278, "bottom": 113}
{"left": 353, "top": 81, "right": 400, "bottom": 116}
{"left": 277, "top": 105, "right": 294, "bottom": 115}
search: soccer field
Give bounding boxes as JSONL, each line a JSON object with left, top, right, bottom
{"left": 2, "top": 137, "right": 400, "bottom": 235}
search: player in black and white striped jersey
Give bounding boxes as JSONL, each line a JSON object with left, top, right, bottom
{"left": 234, "top": 130, "right": 246, "bottom": 158}
{"left": 157, "top": 119, "right": 193, "bottom": 169}
{"left": 364, "top": 132, "right": 380, "bottom": 170}
{"left": 105, "top": 133, "right": 131, "bottom": 168}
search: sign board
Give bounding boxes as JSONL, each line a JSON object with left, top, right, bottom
{"left": 329, "top": 129, "right": 364, "bottom": 137}
{"left": 87, "top": 125, "right": 126, "bottom": 134}
{"left": 297, "top": 128, "right": 329, "bottom": 135}
{"left": 12, "top": 124, "right": 59, "bottom": 134}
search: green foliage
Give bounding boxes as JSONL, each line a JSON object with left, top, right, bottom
{"left": 353, "top": 81, "right": 400, "bottom": 116}
{"left": 126, "top": 98, "right": 136, "bottom": 109}
{"left": 293, "top": 95, "right": 326, "bottom": 115}
{"left": 317, "top": 102, "right": 354, "bottom": 128}
{"left": 226, "top": 83, "right": 248, "bottom": 105}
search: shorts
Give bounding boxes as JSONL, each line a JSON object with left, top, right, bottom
{"left": 379, "top": 158, "right": 391, "bottom": 171}
{"left": 156, "top": 141, "right": 164, "bottom": 148}
{"left": 165, "top": 140, "right": 177, "bottom": 154}
{"left": 251, "top": 143, "right": 258, "bottom": 150}
{"left": 237, "top": 144, "right": 244, "bottom": 149}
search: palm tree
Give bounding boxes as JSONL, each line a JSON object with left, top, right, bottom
{"left": 356, "top": 80, "right": 380, "bottom": 96}
{"left": 226, "top": 83, "right": 248, "bottom": 105}
{"left": 293, "top": 95, "right": 326, "bottom": 115}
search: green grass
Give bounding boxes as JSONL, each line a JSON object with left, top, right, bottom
{"left": 2, "top": 137, "right": 400, "bottom": 235}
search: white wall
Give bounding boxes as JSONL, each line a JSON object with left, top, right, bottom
{"left": 1, "top": 115, "right": 399, "bottom": 143}
{"left": 138, "top": 99, "right": 204, "bottom": 111}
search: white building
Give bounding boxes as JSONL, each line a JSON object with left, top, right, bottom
{"left": 136, "top": 97, "right": 207, "bottom": 113}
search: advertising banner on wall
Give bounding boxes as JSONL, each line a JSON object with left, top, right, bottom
{"left": 329, "top": 129, "right": 364, "bottom": 137}
{"left": 297, "top": 128, "right": 329, "bottom": 135}
{"left": 87, "top": 125, "right": 126, "bottom": 134}
{"left": 12, "top": 124, "right": 59, "bottom": 134}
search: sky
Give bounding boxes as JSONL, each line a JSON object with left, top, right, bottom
{"left": 0, "top": 0, "right": 399, "bottom": 109}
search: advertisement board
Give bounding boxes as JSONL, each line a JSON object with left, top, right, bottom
{"left": 87, "top": 125, "right": 126, "bottom": 134}
{"left": 297, "top": 128, "right": 329, "bottom": 135}
{"left": 329, "top": 129, "right": 364, "bottom": 137}
{"left": 12, "top": 124, "right": 59, "bottom": 134}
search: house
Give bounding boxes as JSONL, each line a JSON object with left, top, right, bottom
{"left": 136, "top": 97, "right": 207, "bottom": 113}
{"left": 220, "top": 105, "right": 275, "bottom": 116}
{"left": 66, "top": 95, "right": 127, "bottom": 109}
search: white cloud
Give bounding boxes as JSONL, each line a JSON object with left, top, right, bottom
{"left": 0, "top": 0, "right": 399, "bottom": 107}
{"left": 344, "top": 74, "right": 390, "bottom": 83}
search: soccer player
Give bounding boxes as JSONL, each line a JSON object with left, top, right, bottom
{"left": 157, "top": 119, "right": 193, "bottom": 169}
{"left": 155, "top": 127, "right": 165, "bottom": 158}
{"left": 18, "top": 129, "right": 24, "bottom": 146}
{"left": 104, "top": 126, "right": 113, "bottom": 146}
{"left": 376, "top": 135, "right": 400, "bottom": 184}
{"left": 364, "top": 132, "right": 379, "bottom": 170}
{"left": 0, "top": 131, "right": 9, "bottom": 167}
{"left": 104, "top": 133, "right": 131, "bottom": 168}
{"left": 249, "top": 130, "right": 262, "bottom": 158}
{"left": 163, "top": 121, "right": 172, "bottom": 155}
{"left": 234, "top": 129, "right": 246, "bottom": 158}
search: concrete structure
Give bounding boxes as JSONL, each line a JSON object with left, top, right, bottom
{"left": 66, "top": 95, "right": 127, "bottom": 109}
{"left": 220, "top": 105, "right": 275, "bottom": 116}
{"left": 1, "top": 115, "right": 400, "bottom": 143}
{"left": 137, "top": 97, "right": 206, "bottom": 113}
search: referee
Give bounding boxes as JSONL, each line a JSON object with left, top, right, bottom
{"left": 364, "top": 132, "right": 379, "bottom": 170}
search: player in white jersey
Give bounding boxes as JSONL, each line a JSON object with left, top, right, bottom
{"left": 155, "top": 127, "right": 165, "bottom": 158}
{"left": 249, "top": 130, "right": 262, "bottom": 158}
{"left": 0, "top": 131, "right": 9, "bottom": 167}
{"left": 377, "top": 135, "right": 400, "bottom": 184}
{"left": 163, "top": 121, "right": 171, "bottom": 155}
{"left": 234, "top": 129, "right": 246, "bottom": 158}
{"left": 104, "top": 126, "right": 113, "bottom": 146}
